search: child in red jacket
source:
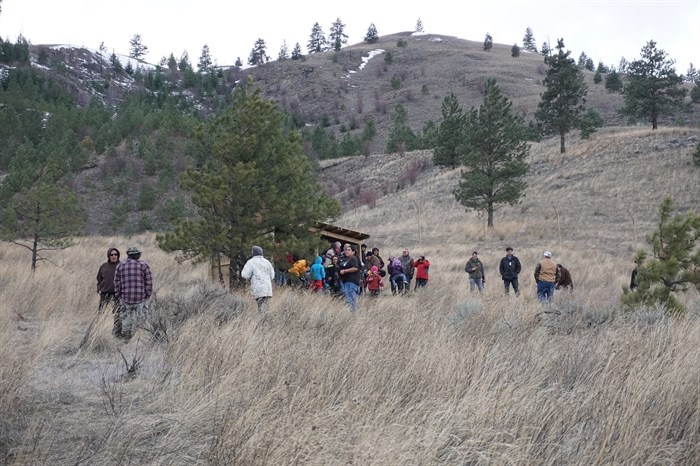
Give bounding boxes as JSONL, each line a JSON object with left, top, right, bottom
{"left": 365, "top": 266, "right": 384, "bottom": 296}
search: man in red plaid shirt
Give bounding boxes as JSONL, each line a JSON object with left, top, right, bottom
{"left": 114, "top": 246, "right": 153, "bottom": 341}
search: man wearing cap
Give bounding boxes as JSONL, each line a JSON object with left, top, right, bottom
{"left": 499, "top": 247, "right": 522, "bottom": 295}
{"left": 241, "top": 246, "right": 275, "bottom": 311}
{"left": 113, "top": 246, "right": 153, "bottom": 341}
{"left": 534, "top": 251, "right": 559, "bottom": 302}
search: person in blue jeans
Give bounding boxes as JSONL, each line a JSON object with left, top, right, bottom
{"left": 534, "top": 251, "right": 559, "bottom": 302}
{"left": 339, "top": 244, "right": 362, "bottom": 311}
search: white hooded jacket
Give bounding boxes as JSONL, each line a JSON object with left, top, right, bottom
{"left": 241, "top": 255, "right": 275, "bottom": 298}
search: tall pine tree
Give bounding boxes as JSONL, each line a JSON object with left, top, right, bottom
{"left": 328, "top": 18, "right": 348, "bottom": 52}
{"left": 535, "top": 38, "right": 587, "bottom": 154}
{"left": 453, "top": 79, "right": 529, "bottom": 228}
{"left": 622, "top": 40, "right": 686, "bottom": 129}
{"left": 433, "top": 93, "right": 466, "bottom": 169}
{"left": 157, "top": 78, "right": 339, "bottom": 289}
{"left": 307, "top": 22, "right": 327, "bottom": 53}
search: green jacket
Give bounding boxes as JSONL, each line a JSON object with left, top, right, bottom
{"left": 465, "top": 258, "right": 484, "bottom": 279}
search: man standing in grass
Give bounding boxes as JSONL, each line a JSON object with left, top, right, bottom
{"left": 534, "top": 251, "right": 559, "bottom": 302}
{"left": 465, "top": 251, "right": 485, "bottom": 293}
{"left": 499, "top": 246, "right": 522, "bottom": 295}
{"left": 114, "top": 246, "right": 153, "bottom": 342}
{"left": 339, "top": 244, "right": 361, "bottom": 311}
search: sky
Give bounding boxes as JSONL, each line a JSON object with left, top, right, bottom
{"left": 0, "top": 0, "right": 698, "bottom": 72}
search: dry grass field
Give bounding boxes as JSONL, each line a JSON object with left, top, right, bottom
{"left": 1, "top": 127, "right": 700, "bottom": 464}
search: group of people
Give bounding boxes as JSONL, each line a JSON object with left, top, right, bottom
{"left": 244, "top": 242, "right": 431, "bottom": 311}
{"left": 96, "top": 246, "right": 153, "bottom": 341}
{"left": 464, "top": 247, "right": 573, "bottom": 302}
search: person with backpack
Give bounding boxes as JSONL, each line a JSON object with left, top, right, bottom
{"left": 399, "top": 248, "right": 415, "bottom": 290}
{"left": 465, "top": 251, "right": 485, "bottom": 293}
{"left": 388, "top": 256, "right": 408, "bottom": 294}
{"left": 499, "top": 246, "right": 522, "bottom": 295}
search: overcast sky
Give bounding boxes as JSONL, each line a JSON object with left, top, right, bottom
{"left": 1, "top": 0, "right": 698, "bottom": 72}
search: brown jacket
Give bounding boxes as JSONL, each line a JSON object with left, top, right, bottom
{"left": 534, "top": 258, "right": 558, "bottom": 283}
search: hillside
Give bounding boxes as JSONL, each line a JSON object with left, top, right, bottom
{"left": 324, "top": 126, "right": 700, "bottom": 263}
{"left": 1, "top": 32, "right": 698, "bottom": 236}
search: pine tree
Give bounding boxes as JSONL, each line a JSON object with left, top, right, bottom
{"left": 453, "top": 79, "right": 529, "bottom": 228}
{"left": 618, "top": 56, "right": 628, "bottom": 73}
{"left": 685, "top": 63, "right": 698, "bottom": 83}
{"left": 157, "top": 78, "right": 340, "bottom": 289}
{"left": 541, "top": 41, "right": 551, "bottom": 58}
{"left": 433, "top": 93, "right": 466, "bottom": 169}
{"left": 691, "top": 82, "right": 700, "bottom": 104}
{"left": 277, "top": 40, "right": 289, "bottom": 61}
{"left": 585, "top": 57, "right": 595, "bottom": 71}
{"left": 483, "top": 33, "right": 493, "bottom": 51}
{"left": 178, "top": 51, "right": 191, "bottom": 72}
{"left": 415, "top": 18, "right": 424, "bottom": 32}
{"left": 1, "top": 182, "right": 86, "bottom": 270}
{"left": 364, "top": 23, "right": 379, "bottom": 44}
{"left": 167, "top": 53, "right": 177, "bottom": 71}
{"left": 128, "top": 34, "right": 148, "bottom": 60}
{"left": 535, "top": 39, "right": 587, "bottom": 153}
{"left": 248, "top": 38, "right": 269, "bottom": 65}
{"left": 593, "top": 70, "right": 602, "bottom": 84}
{"left": 110, "top": 52, "right": 123, "bottom": 72}
{"left": 579, "top": 107, "right": 603, "bottom": 139}
{"left": 605, "top": 69, "right": 623, "bottom": 92}
{"left": 621, "top": 197, "right": 700, "bottom": 313}
{"left": 596, "top": 61, "right": 609, "bottom": 73}
{"left": 386, "top": 104, "right": 417, "bottom": 154}
{"left": 197, "top": 44, "right": 213, "bottom": 73}
{"left": 623, "top": 40, "right": 686, "bottom": 130}
{"left": 522, "top": 27, "right": 537, "bottom": 53}
{"left": 234, "top": 57, "right": 243, "bottom": 67}
{"left": 307, "top": 22, "right": 327, "bottom": 53}
{"left": 291, "top": 43, "right": 303, "bottom": 60}
{"left": 328, "top": 18, "right": 348, "bottom": 52}
{"left": 577, "top": 52, "right": 589, "bottom": 69}
{"left": 511, "top": 44, "right": 520, "bottom": 58}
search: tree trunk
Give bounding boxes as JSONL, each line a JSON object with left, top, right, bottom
{"left": 487, "top": 203, "right": 494, "bottom": 228}
{"left": 560, "top": 132, "right": 566, "bottom": 154}
{"left": 31, "top": 203, "right": 40, "bottom": 271}
{"left": 228, "top": 257, "right": 245, "bottom": 290}
{"left": 652, "top": 115, "right": 658, "bottom": 130}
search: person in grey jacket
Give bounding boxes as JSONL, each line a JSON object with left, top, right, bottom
{"left": 499, "top": 246, "right": 522, "bottom": 295}
{"left": 241, "top": 246, "right": 275, "bottom": 311}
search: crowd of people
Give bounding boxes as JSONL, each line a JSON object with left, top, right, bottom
{"left": 264, "top": 242, "right": 430, "bottom": 311}
{"left": 94, "top": 242, "right": 582, "bottom": 341}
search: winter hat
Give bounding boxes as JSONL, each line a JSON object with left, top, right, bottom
{"left": 252, "top": 245, "right": 263, "bottom": 256}
{"left": 543, "top": 251, "right": 552, "bottom": 258}
{"left": 126, "top": 246, "right": 141, "bottom": 256}
{"left": 371, "top": 266, "right": 378, "bottom": 273}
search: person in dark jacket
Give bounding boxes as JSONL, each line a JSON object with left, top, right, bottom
{"left": 96, "top": 248, "right": 120, "bottom": 312}
{"left": 555, "top": 264, "right": 574, "bottom": 291}
{"left": 465, "top": 251, "right": 485, "bottom": 293}
{"left": 499, "top": 246, "right": 522, "bottom": 295}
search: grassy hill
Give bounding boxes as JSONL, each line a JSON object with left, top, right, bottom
{"left": 1, "top": 125, "right": 699, "bottom": 463}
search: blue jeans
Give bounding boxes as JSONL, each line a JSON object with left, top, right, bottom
{"left": 537, "top": 281, "right": 555, "bottom": 302}
{"left": 341, "top": 282, "right": 360, "bottom": 311}
{"left": 469, "top": 277, "right": 483, "bottom": 292}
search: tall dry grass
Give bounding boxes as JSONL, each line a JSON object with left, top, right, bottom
{"left": 1, "top": 129, "right": 700, "bottom": 464}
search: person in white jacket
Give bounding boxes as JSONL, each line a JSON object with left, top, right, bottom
{"left": 241, "top": 245, "right": 275, "bottom": 311}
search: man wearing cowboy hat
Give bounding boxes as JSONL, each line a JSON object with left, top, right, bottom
{"left": 113, "top": 246, "right": 153, "bottom": 341}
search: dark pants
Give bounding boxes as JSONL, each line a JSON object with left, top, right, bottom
{"left": 503, "top": 277, "right": 519, "bottom": 295}
{"left": 255, "top": 296, "right": 270, "bottom": 312}
{"left": 99, "top": 292, "right": 117, "bottom": 312}
{"left": 415, "top": 278, "right": 428, "bottom": 290}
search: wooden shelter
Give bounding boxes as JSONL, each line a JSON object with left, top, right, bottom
{"left": 210, "top": 222, "right": 370, "bottom": 283}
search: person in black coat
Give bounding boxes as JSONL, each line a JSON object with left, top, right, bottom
{"left": 499, "top": 246, "right": 522, "bottom": 295}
